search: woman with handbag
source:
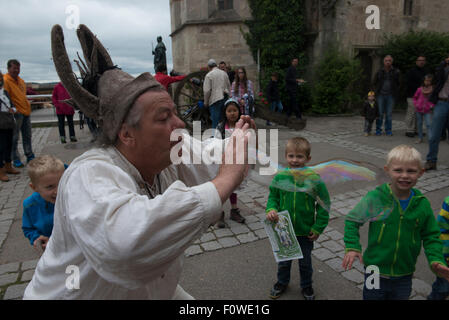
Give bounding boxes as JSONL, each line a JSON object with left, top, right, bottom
{"left": 0, "top": 71, "right": 20, "bottom": 182}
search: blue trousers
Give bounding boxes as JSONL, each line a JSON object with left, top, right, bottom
{"left": 209, "top": 98, "right": 225, "bottom": 129}
{"left": 276, "top": 236, "right": 314, "bottom": 289}
{"left": 415, "top": 112, "right": 431, "bottom": 140}
{"left": 11, "top": 113, "right": 34, "bottom": 162}
{"left": 375, "top": 94, "right": 394, "bottom": 134}
{"left": 428, "top": 277, "right": 449, "bottom": 300}
{"left": 363, "top": 273, "right": 412, "bottom": 300}
{"left": 426, "top": 100, "right": 449, "bottom": 162}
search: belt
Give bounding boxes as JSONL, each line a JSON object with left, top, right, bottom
{"left": 439, "top": 97, "right": 449, "bottom": 102}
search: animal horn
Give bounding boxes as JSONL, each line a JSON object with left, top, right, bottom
{"left": 51, "top": 24, "right": 99, "bottom": 119}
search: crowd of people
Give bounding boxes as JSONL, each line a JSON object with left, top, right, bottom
{"left": 0, "top": 23, "right": 448, "bottom": 301}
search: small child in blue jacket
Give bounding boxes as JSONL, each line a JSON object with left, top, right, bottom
{"left": 22, "top": 155, "right": 66, "bottom": 252}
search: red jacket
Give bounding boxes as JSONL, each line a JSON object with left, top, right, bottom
{"left": 154, "top": 72, "right": 186, "bottom": 90}
{"left": 52, "top": 82, "right": 74, "bottom": 115}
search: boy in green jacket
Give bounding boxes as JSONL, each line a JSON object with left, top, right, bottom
{"left": 343, "top": 145, "right": 449, "bottom": 300}
{"left": 266, "top": 137, "right": 330, "bottom": 300}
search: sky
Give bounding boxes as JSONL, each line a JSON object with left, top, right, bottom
{"left": 0, "top": 0, "right": 172, "bottom": 83}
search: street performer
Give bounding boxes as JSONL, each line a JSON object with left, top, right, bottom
{"left": 23, "top": 24, "right": 255, "bottom": 299}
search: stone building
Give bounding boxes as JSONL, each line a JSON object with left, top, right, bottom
{"left": 169, "top": 0, "right": 257, "bottom": 85}
{"left": 169, "top": 0, "right": 449, "bottom": 93}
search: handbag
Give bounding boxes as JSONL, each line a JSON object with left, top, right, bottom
{"left": 0, "top": 111, "right": 15, "bottom": 129}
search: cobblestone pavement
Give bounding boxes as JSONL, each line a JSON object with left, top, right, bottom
{"left": 0, "top": 116, "right": 448, "bottom": 299}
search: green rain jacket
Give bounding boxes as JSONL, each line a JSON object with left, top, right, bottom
{"left": 344, "top": 183, "right": 446, "bottom": 277}
{"left": 266, "top": 168, "right": 330, "bottom": 236}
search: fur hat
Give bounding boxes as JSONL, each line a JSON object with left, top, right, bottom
{"left": 51, "top": 24, "right": 163, "bottom": 144}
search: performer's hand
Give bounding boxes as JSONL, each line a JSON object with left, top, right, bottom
{"left": 266, "top": 210, "right": 279, "bottom": 222}
{"left": 308, "top": 231, "right": 319, "bottom": 241}
{"left": 432, "top": 262, "right": 449, "bottom": 282}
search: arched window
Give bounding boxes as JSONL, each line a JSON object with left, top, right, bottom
{"left": 403, "top": 0, "right": 413, "bottom": 16}
{"left": 218, "top": 0, "right": 233, "bottom": 10}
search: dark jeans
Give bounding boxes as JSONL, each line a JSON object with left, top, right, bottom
{"left": 276, "top": 236, "right": 313, "bottom": 289}
{"left": 57, "top": 114, "right": 75, "bottom": 138}
{"left": 11, "top": 113, "right": 34, "bottom": 162}
{"left": 286, "top": 89, "right": 301, "bottom": 119}
{"left": 428, "top": 276, "right": 449, "bottom": 300}
{"left": 0, "top": 129, "right": 13, "bottom": 167}
{"left": 364, "top": 119, "right": 375, "bottom": 133}
{"left": 375, "top": 94, "right": 394, "bottom": 134}
{"left": 426, "top": 100, "right": 449, "bottom": 163}
{"left": 363, "top": 273, "right": 412, "bottom": 300}
{"left": 209, "top": 98, "right": 225, "bottom": 129}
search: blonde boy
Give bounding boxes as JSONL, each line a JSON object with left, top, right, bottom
{"left": 343, "top": 145, "right": 449, "bottom": 300}
{"left": 22, "top": 155, "right": 65, "bottom": 251}
{"left": 266, "top": 137, "right": 330, "bottom": 300}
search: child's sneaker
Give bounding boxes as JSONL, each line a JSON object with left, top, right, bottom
{"left": 70, "top": 136, "right": 78, "bottom": 142}
{"left": 375, "top": 131, "right": 381, "bottom": 136}
{"left": 415, "top": 138, "right": 423, "bottom": 144}
{"left": 61, "top": 136, "right": 67, "bottom": 144}
{"left": 13, "top": 159, "right": 24, "bottom": 168}
{"left": 386, "top": 132, "right": 393, "bottom": 136}
{"left": 364, "top": 133, "right": 369, "bottom": 137}
{"left": 270, "top": 282, "right": 287, "bottom": 299}
{"left": 302, "top": 286, "right": 315, "bottom": 300}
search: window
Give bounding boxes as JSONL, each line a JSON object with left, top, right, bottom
{"left": 218, "top": 0, "right": 233, "bottom": 10}
{"left": 403, "top": 0, "right": 413, "bottom": 16}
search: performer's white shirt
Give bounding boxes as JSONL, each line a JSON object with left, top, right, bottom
{"left": 24, "top": 134, "right": 223, "bottom": 299}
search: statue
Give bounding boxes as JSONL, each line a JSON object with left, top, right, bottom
{"left": 152, "top": 36, "right": 167, "bottom": 72}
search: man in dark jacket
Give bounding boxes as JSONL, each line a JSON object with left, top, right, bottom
{"left": 424, "top": 54, "right": 449, "bottom": 171}
{"left": 405, "top": 56, "right": 428, "bottom": 137}
{"left": 285, "top": 58, "right": 305, "bottom": 119}
{"left": 373, "top": 55, "right": 400, "bottom": 136}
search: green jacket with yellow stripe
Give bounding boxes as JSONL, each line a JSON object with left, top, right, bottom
{"left": 344, "top": 183, "right": 446, "bottom": 277}
{"left": 266, "top": 168, "right": 330, "bottom": 236}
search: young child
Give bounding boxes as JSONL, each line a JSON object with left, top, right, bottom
{"left": 265, "top": 72, "right": 283, "bottom": 126}
{"left": 361, "top": 91, "right": 379, "bottom": 136}
{"left": 427, "top": 195, "right": 449, "bottom": 300}
{"left": 413, "top": 74, "right": 434, "bottom": 144}
{"left": 214, "top": 98, "right": 246, "bottom": 227}
{"left": 266, "top": 137, "right": 330, "bottom": 300}
{"left": 22, "top": 155, "right": 65, "bottom": 252}
{"left": 343, "top": 145, "right": 449, "bottom": 300}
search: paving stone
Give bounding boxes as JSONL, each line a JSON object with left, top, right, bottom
{"left": 247, "top": 221, "right": 264, "bottom": 231}
{"left": 20, "top": 270, "right": 35, "bottom": 282}
{"left": 254, "top": 229, "right": 268, "bottom": 239}
{"left": 21, "top": 260, "right": 39, "bottom": 271}
{"left": 201, "top": 241, "right": 223, "bottom": 251}
{"left": 325, "top": 230, "right": 344, "bottom": 241}
{"left": 230, "top": 224, "right": 250, "bottom": 235}
{"left": 3, "top": 283, "right": 29, "bottom": 300}
{"left": 185, "top": 245, "right": 203, "bottom": 257}
{"left": 312, "top": 248, "right": 336, "bottom": 261}
{"left": 321, "top": 240, "right": 344, "bottom": 252}
{"left": 213, "top": 228, "right": 233, "bottom": 238}
{"left": 0, "top": 262, "right": 20, "bottom": 276}
{"left": 236, "top": 232, "right": 258, "bottom": 244}
{"left": 243, "top": 215, "right": 259, "bottom": 224}
{"left": 218, "top": 237, "right": 240, "bottom": 248}
{"left": 412, "top": 278, "right": 432, "bottom": 296}
{"left": 0, "top": 273, "right": 19, "bottom": 286}
{"left": 199, "top": 232, "right": 216, "bottom": 243}
{"left": 316, "top": 234, "right": 329, "bottom": 243}
{"left": 324, "top": 257, "right": 345, "bottom": 273}
{"left": 341, "top": 269, "right": 364, "bottom": 284}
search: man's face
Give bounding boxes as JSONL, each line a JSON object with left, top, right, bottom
{"left": 8, "top": 63, "right": 20, "bottom": 79}
{"left": 30, "top": 171, "right": 64, "bottom": 204}
{"left": 383, "top": 56, "right": 393, "bottom": 68}
{"left": 130, "top": 90, "right": 185, "bottom": 174}
{"left": 292, "top": 59, "right": 299, "bottom": 67}
{"left": 384, "top": 160, "right": 423, "bottom": 196}
{"left": 219, "top": 63, "right": 226, "bottom": 71}
{"left": 416, "top": 56, "right": 426, "bottom": 68}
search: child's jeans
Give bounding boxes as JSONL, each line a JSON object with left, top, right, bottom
{"left": 415, "top": 112, "right": 432, "bottom": 140}
{"left": 363, "top": 273, "right": 412, "bottom": 300}
{"left": 270, "top": 101, "right": 283, "bottom": 113}
{"left": 276, "top": 236, "right": 314, "bottom": 289}
{"left": 364, "top": 119, "right": 375, "bottom": 134}
{"left": 427, "top": 276, "right": 449, "bottom": 300}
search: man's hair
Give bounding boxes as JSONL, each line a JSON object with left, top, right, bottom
{"left": 386, "top": 145, "right": 422, "bottom": 169}
{"left": 7, "top": 59, "right": 20, "bottom": 69}
{"left": 156, "top": 64, "right": 167, "bottom": 73}
{"left": 383, "top": 55, "right": 393, "bottom": 61}
{"left": 28, "top": 155, "right": 65, "bottom": 185}
{"left": 219, "top": 61, "right": 226, "bottom": 65}
{"left": 286, "top": 137, "right": 311, "bottom": 157}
